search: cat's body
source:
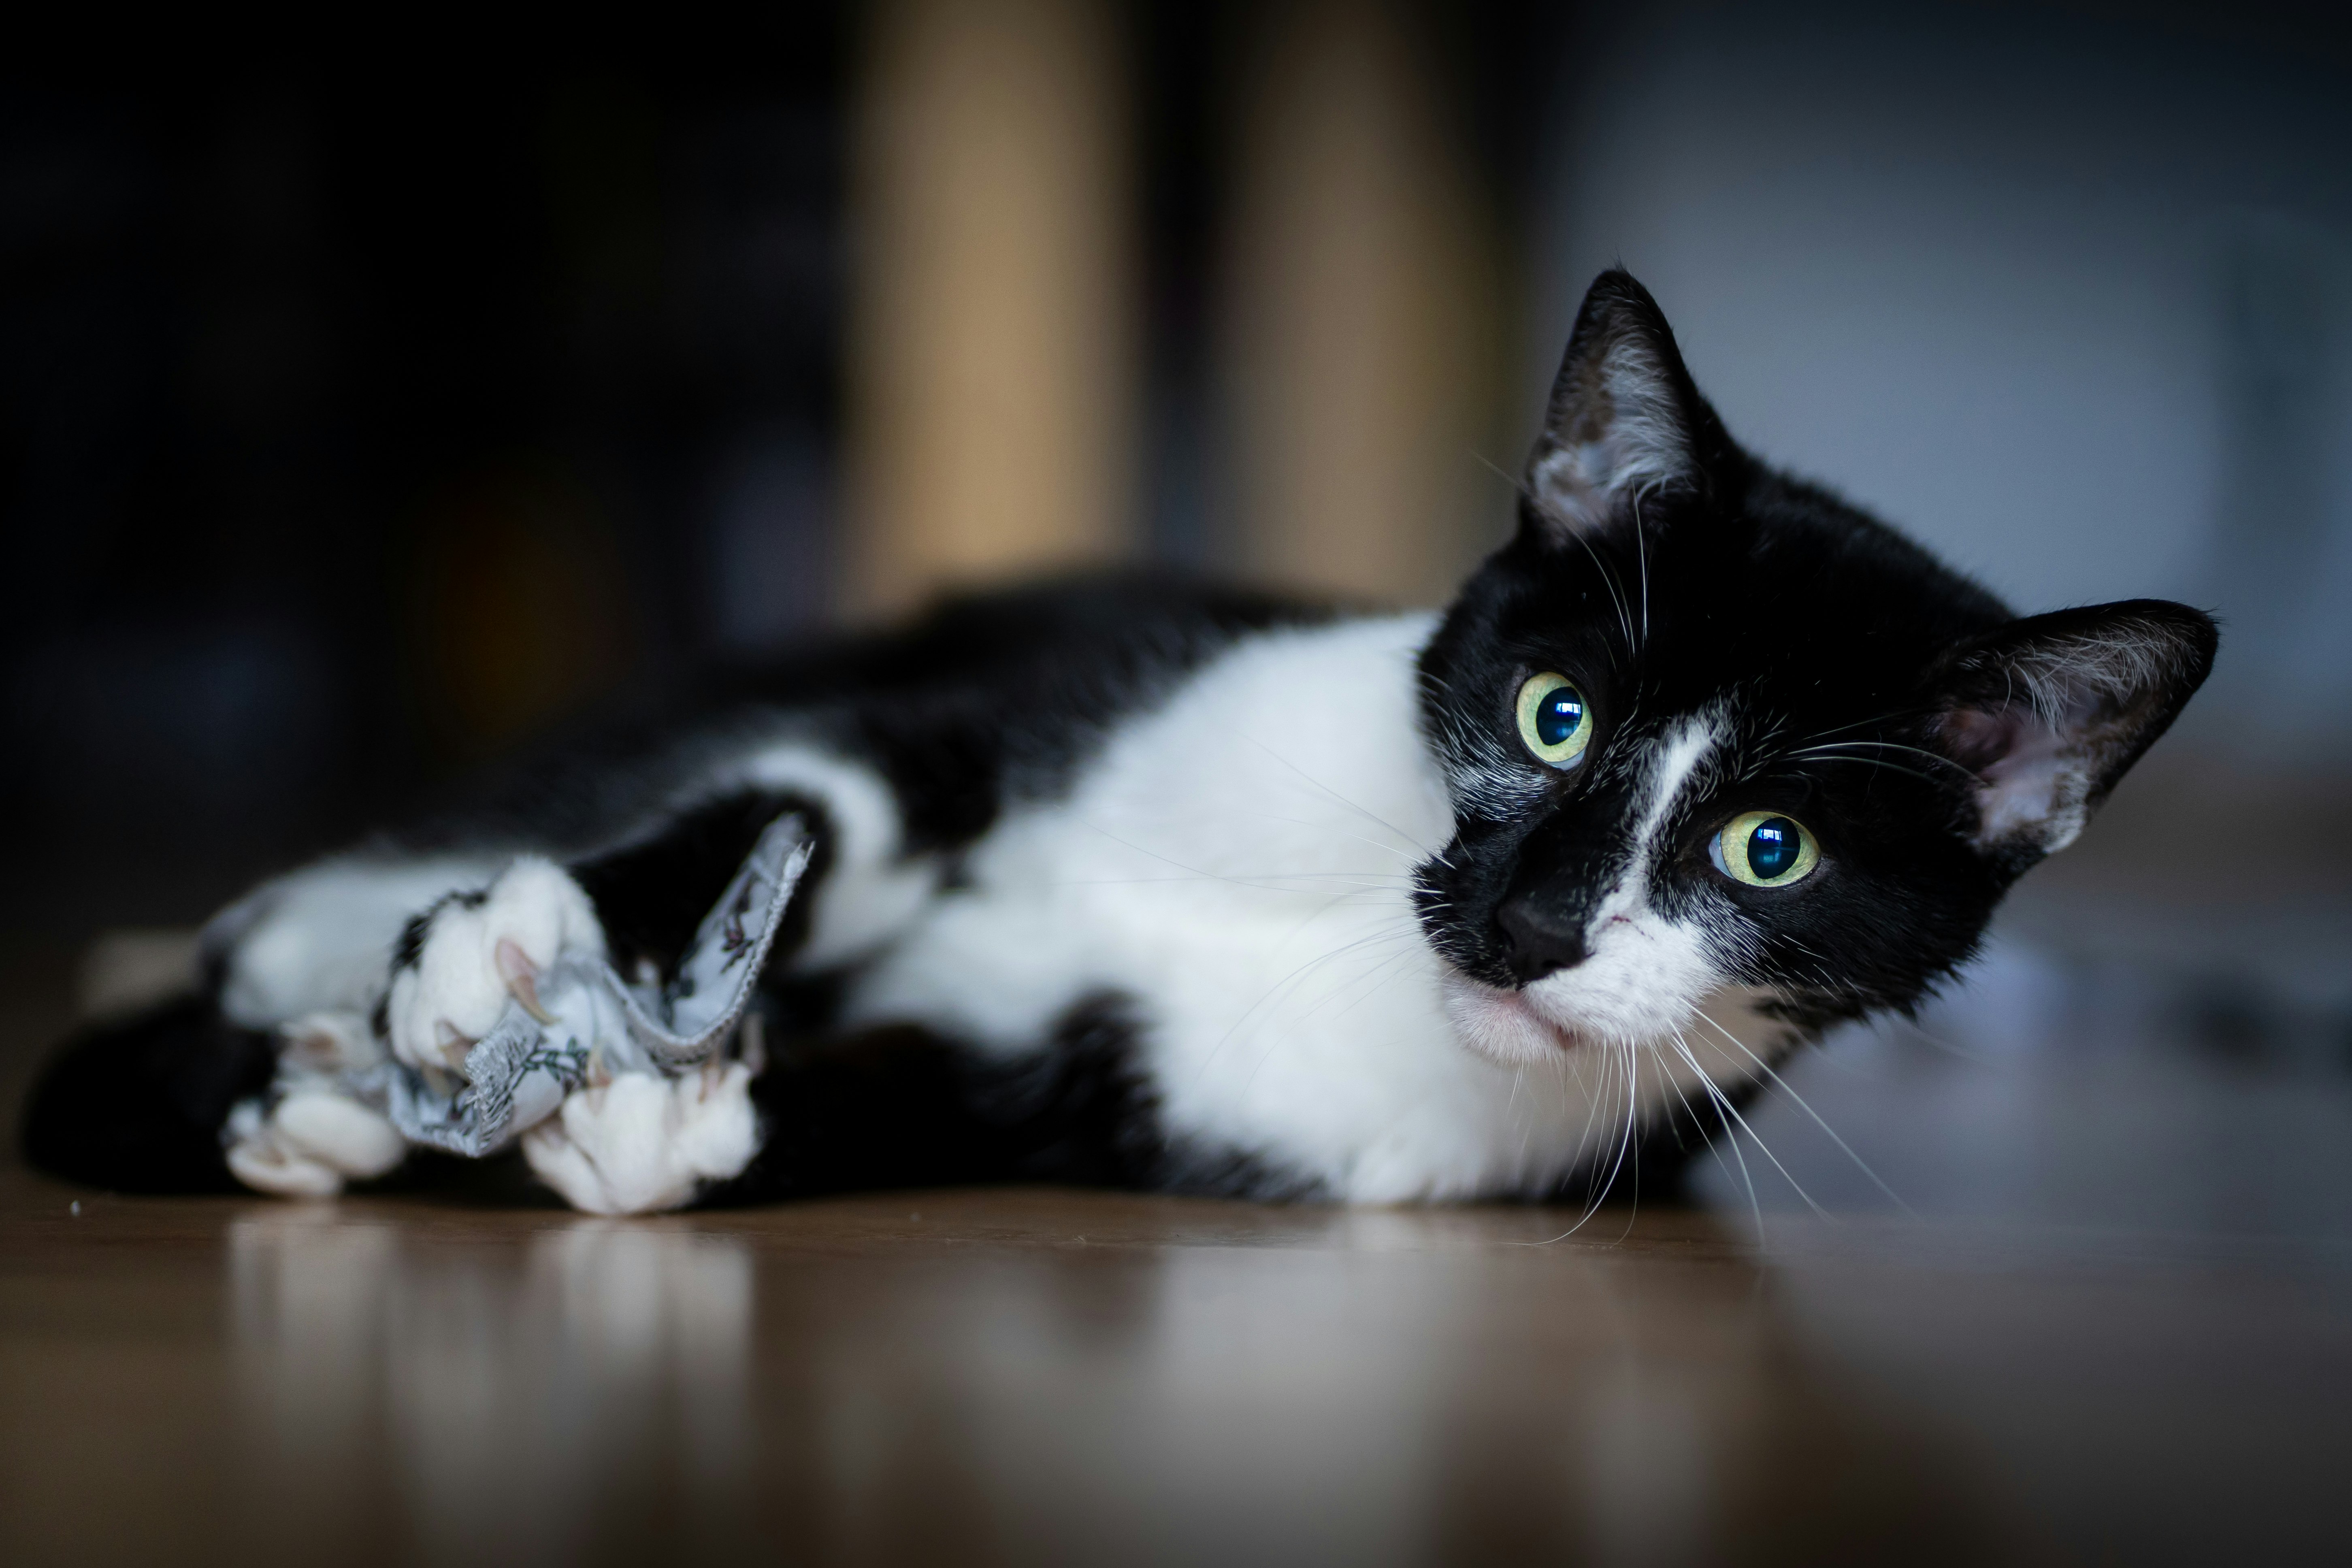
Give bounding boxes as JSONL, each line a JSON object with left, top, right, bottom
{"left": 24, "top": 273, "right": 2216, "bottom": 1214}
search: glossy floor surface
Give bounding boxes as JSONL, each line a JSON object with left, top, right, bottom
{"left": 14, "top": 1123, "right": 2352, "bottom": 1561}
{"left": 7, "top": 1162, "right": 2352, "bottom": 1566}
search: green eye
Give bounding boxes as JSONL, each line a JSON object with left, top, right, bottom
{"left": 1714, "top": 812, "right": 1820, "bottom": 888}
{"left": 1515, "top": 673, "right": 1591, "bottom": 767}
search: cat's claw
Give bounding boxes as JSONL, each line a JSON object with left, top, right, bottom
{"left": 495, "top": 938, "right": 558, "bottom": 1025}
{"left": 520, "top": 1060, "right": 761, "bottom": 1215}
{"left": 383, "top": 857, "right": 604, "bottom": 1074}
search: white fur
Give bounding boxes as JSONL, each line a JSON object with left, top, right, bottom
{"left": 382, "top": 856, "right": 605, "bottom": 1072}
{"left": 844, "top": 619, "right": 1778, "bottom": 1203}
{"left": 274, "top": 1091, "right": 407, "bottom": 1175}
{"left": 224, "top": 1128, "right": 341, "bottom": 1197}
{"left": 218, "top": 855, "right": 503, "bottom": 1027}
{"left": 521, "top": 1061, "right": 760, "bottom": 1215}
{"left": 1516, "top": 716, "right": 1724, "bottom": 1045}
{"left": 224, "top": 1087, "right": 407, "bottom": 1198}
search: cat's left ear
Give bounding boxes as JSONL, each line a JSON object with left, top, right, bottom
{"left": 1928, "top": 600, "right": 2218, "bottom": 867}
{"left": 1523, "top": 268, "right": 1724, "bottom": 537}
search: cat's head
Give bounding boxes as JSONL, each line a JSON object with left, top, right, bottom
{"left": 1417, "top": 269, "right": 2216, "bottom": 1062}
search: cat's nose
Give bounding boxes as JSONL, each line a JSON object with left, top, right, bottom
{"left": 1495, "top": 896, "right": 1590, "bottom": 984}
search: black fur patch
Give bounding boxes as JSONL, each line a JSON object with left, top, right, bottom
{"left": 571, "top": 789, "right": 831, "bottom": 984}
{"left": 705, "top": 992, "right": 1309, "bottom": 1206}
{"left": 981, "top": 993, "right": 1314, "bottom": 1198}
{"left": 21, "top": 995, "right": 279, "bottom": 1193}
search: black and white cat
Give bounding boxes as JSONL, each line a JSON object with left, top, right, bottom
{"left": 24, "top": 271, "right": 2216, "bottom": 1215}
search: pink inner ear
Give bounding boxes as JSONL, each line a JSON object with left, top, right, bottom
{"left": 1941, "top": 705, "right": 2075, "bottom": 848}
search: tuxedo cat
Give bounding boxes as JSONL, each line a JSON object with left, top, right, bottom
{"left": 23, "top": 271, "right": 2216, "bottom": 1215}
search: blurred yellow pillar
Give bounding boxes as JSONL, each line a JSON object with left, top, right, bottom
{"left": 1219, "top": 0, "right": 1500, "bottom": 605}
{"left": 844, "top": 0, "right": 1140, "bottom": 620}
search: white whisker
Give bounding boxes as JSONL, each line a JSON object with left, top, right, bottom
{"left": 1693, "top": 1006, "right": 1913, "bottom": 1216}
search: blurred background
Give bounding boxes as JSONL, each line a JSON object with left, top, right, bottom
{"left": 3, "top": 0, "right": 2349, "bottom": 1227}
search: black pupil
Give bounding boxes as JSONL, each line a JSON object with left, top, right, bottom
{"left": 1747, "top": 818, "right": 1801, "bottom": 879}
{"left": 1536, "top": 687, "right": 1584, "bottom": 747}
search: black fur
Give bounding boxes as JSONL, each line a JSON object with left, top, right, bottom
{"left": 709, "top": 993, "right": 1306, "bottom": 1206}
{"left": 571, "top": 789, "right": 834, "bottom": 984}
{"left": 21, "top": 994, "right": 277, "bottom": 1193}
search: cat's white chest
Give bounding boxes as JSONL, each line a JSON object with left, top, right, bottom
{"left": 845, "top": 614, "right": 1610, "bottom": 1199}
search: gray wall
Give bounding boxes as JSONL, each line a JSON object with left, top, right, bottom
{"left": 1534, "top": 2, "right": 2352, "bottom": 758}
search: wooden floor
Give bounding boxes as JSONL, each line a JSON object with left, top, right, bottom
{"left": 4, "top": 1161, "right": 2348, "bottom": 1566}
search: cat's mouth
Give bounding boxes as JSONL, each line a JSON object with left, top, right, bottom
{"left": 1440, "top": 976, "right": 1607, "bottom": 1062}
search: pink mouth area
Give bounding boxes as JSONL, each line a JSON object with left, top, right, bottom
{"left": 1447, "top": 981, "right": 1600, "bottom": 1060}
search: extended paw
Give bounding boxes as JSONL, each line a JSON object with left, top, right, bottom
{"left": 226, "top": 1088, "right": 407, "bottom": 1198}
{"left": 382, "top": 857, "right": 605, "bottom": 1074}
{"left": 519, "top": 1061, "right": 760, "bottom": 1215}
{"left": 224, "top": 1012, "right": 406, "bottom": 1198}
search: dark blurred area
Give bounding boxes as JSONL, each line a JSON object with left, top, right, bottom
{"left": 2, "top": 23, "right": 861, "bottom": 930}
{"left": 0, "top": 4, "right": 1583, "bottom": 940}
{"left": 5, "top": 0, "right": 2352, "bottom": 1141}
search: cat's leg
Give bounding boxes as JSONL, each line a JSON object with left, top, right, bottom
{"left": 220, "top": 748, "right": 918, "bottom": 1205}
{"left": 29, "top": 833, "right": 756, "bottom": 1200}
{"left": 223, "top": 840, "right": 690, "bottom": 1202}
{"left": 207, "top": 850, "right": 553, "bottom": 1195}
{"left": 222, "top": 1010, "right": 409, "bottom": 1197}
{"left": 513, "top": 1019, "right": 1047, "bottom": 1214}
{"left": 213, "top": 852, "right": 509, "bottom": 1029}
{"left": 488, "top": 760, "right": 952, "bottom": 1215}
{"left": 334, "top": 801, "right": 774, "bottom": 1212}
{"left": 23, "top": 854, "right": 504, "bottom": 1194}
{"left": 518, "top": 1055, "right": 765, "bottom": 1215}
{"left": 377, "top": 856, "right": 607, "bottom": 1074}
{"left": 22, "top": 740, "right": 944, "bottom": 1204}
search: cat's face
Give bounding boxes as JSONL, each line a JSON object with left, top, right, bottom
{"left": 1415, "top": 271, "right": 2215, "bottom": 1064}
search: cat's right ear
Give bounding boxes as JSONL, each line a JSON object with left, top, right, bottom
{"left": 1523, "top": 269, "right": 1717, "bottom": 539}
{"left": 1927, "top": 599, "right": 2218, "bottom": 870}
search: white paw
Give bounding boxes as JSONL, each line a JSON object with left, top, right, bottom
{"left": 226, "top": 1089, "right": 408, "bottom": 1198}
{"left": 520, "top": 1062, "right": 761, "bottom": 1216}
{"left": 383, "top": 857, "right": 604, "bottom": 1073}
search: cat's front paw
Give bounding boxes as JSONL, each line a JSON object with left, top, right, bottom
{"left": 382, "top": 857, "right": 605, "bottom": 1074}
{"left": 519, "top": 1061, "right": 761, "bottom": 1215}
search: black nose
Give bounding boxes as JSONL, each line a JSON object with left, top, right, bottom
{"left": 1495, "top": 895, "right": 1591, "bottom": 985}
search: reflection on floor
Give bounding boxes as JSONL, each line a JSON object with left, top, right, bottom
{"left": 4, "top": 1167, "right": 2348, "bottom": 1564}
